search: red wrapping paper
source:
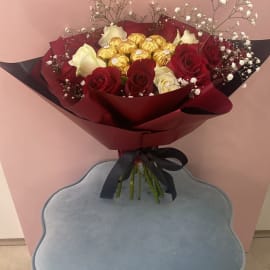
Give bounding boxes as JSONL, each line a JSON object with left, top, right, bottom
{"left": 40, "top": 16, "right": 233, "bottom": 151}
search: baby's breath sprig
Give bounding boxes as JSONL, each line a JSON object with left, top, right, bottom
{"left": 171, "top": 0, "right": 258, "bottom": 38}
{"left": 149, "top": 1, "right": 168, "bottom": 23}
{"left": 211, "top": 0, "right": 258, "bottom": 35}
{"left": 89, "top": 0, "right": 145, "bottom": 28}
{"left": 173, "top": 3, "right": 212, "bottom": 34}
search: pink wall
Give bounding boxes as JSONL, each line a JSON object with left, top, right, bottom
{"left": 0, "top": 0, "right": 269, "bottom": 253}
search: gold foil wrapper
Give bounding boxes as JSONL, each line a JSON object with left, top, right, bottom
{"left": 140, "top": 38, "right": 159, "bottom": 53}
{"left": 153, "top": 49, "right": 172, "bottom": 66}
{"left": 97, "top": 46, "right": 118, "bottom": 60}
{"left": 109, "top": 37, "right": 122, "bottom": 48}
{"left": 108, "top": 54, "right": 130, "bottom": 75}
{"left": 130, "top": 49, "right": 151, "bottom": 62}
{"left": 118, "top": 40, "right": 137, "bottom": 55}
{"left": 162, "top": 43, "right": 176, "bottom": 54}
{"left": 128, "top": 33, "right": 146, "bottom": 46}
{"left": 149, "top": 35, "right": 167, "bottom": 48}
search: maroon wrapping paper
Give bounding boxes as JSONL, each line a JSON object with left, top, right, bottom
{"left": 59, "top": 95, "right": 220, "bottom": 151}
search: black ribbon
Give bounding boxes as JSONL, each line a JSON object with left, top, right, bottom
{"left": 0, "top": 59, "right": 61, "bottom": 105}
{"left": 100, "top": 147, "right": 188, "bottom": 200}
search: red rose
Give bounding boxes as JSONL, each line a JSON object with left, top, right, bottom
{"left": 84, "top": 67, "right": 121, "bottom": 95}
{"left": 125, "top": 59, "right": 156, "bottom": 97}
{"left": 202, "top": 37, "right": 222, "bottom": 68}
{"left": 168, "top": 44, "right": 210, "bottom": 86}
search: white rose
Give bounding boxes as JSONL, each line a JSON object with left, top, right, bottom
{"left": 98, "top": 25, "right": 127, "bottom": 47}
{"left": 173, "top": 30, "right": 182, "bottom": 45}
{"left": 69, "top": 44, "right": 106, "bottom": 77}
{"left": 180, "top": 30, "right": 199, "bottom": 44}
{"left": 154, "top": 67, "right": 180, "bottom": 94}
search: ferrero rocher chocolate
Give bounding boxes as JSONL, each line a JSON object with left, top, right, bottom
{"left": 149, "top": 35, "right": 167, "bottom": 48}
{"left": 162, "top": 43, "right": 176, "bottom": 54}
{"left": 118, "top": 40, "right": 137, "bottom": 55}
{"left": 153, "top": 49, "right": 172, "bottom": 66}
{"left": 97, "top": 46, "right": 118, "bottom": 60}
{"left": 109, "top": 37, "right": 123, "bottom": 48}
{"left": 108, "top": 54, "right": 130, "bottom": 75}
{"left": 128, "top": 33, "right": 146, "bottom": 46}
{"left": 130, "top": 49, "right": 151, "bottom": 62}
{"left": 140, "top": 38, "right": 159, "bottom": 53}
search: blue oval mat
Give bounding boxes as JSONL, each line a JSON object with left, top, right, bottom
{"left": 33, "top": 161, "right": 245, "bottom": 270}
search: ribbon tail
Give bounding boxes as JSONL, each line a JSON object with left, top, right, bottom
{"left": 100, "top": 152, "right": 138, "bottom": 199}
{"left": 149, "top": 148, "right": 188, "bottom": 171}
{"left": 161, "top": 170, "right": 177, "bottom": 200}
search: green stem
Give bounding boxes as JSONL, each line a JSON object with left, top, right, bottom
{"left": 154, "top": 176, "right": 164, "bottom": 198}
{"left": 115, "top": 176, "right": 123, "bottom": 198}
{"left": 150, "top": 171, "right": 164, "bottom": 197}
{"left": 137, "top": 165, "right": 142, "bottom": 200}
{"left": 144, "top": 166, "right": 160, "bottom": 203}
{"left": 152, "top": 174, "right": 161, "bottom": 198}
{"left": 129, "top": 167, "right": 135, "bottom": 200}
{"left": 148, "top": 167, "right": 164, "bottom": 199}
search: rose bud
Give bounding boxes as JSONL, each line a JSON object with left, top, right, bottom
{"left": 125, "top": 59, "right": 156, "bottom": 97}
{"left": 84, "top": 67, "right": 122, "bottom": 95}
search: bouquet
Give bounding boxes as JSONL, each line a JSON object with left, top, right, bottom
{"left": 1, "top": 0, "right": 269, "bottom": 202}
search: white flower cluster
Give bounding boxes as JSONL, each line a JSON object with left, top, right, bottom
{"left": 172, "top": 0, "right": 258, "bottom": 37}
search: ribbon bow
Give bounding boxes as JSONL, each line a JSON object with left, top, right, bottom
{"left": 100, "top": 147, "right": 188, "bottom": 200}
